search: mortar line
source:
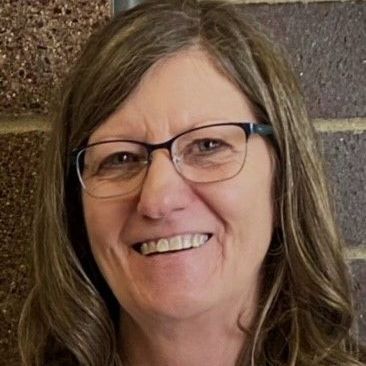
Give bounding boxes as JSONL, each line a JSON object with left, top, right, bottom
{"left": 314, "top": 118, "right": 366, "bottom": 133}
{"left": 0, "top": 117, "right": 50, "bottom": 134}
{"left": 346, "top": 247, "right": 366, "bottom": 261}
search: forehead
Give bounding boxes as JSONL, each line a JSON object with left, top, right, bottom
{"left": 89, "top": 48, "right": 256, "bottom": 143}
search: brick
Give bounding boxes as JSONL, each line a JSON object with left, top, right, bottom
{"left": 1, "top": 2, "right": 365, "bottom": 119}
{"left": 320, "top": 131, "right": 366, "bottom": 247}
{"left": 246, "top": 2, "right": 366, "bottom": 119}
{"left": 0, "top": 0, "right": 110, "bottom": 115}
{"left": 350, "top": 259, "right": 366, "bottom": 343}
{"left": 0, "top": 131, "right": 46, "bottom": 365}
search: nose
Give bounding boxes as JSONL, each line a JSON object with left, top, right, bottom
{"left": 136, "top": 150, "right": 195, "bottom": 220}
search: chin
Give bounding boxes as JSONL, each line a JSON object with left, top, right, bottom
{"left": 123, "top": 288, "right": 219, "bottom": 322}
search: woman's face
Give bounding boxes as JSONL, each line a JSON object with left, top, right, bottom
{"left": 82, "top": 49, "right": 275, "bottom": 322}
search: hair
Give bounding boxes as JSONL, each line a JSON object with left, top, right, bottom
{"left": 18, "top": 1, "right": 365, "bottom": 365}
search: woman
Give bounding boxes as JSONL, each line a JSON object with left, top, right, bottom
{"left": 18, "top": 1, "right": 365, "bottom": 365}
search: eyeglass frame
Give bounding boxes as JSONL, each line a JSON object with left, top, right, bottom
{"left": 72, "top": 122, "right": 274, "bottom": 197}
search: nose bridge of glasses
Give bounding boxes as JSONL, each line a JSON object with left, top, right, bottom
{"left": 145, "top": 136, "right": 177, "bottom": 163}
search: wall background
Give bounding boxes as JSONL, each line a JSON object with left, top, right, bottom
{"left": 0, "top": 0, "right": 365, "bottom": 364}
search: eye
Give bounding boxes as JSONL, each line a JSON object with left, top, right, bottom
{"left": 99, "top": 151, "right": 142, "bottom": 169}
{"left": 192, "top": 139, "right": 229, "bottom": 154}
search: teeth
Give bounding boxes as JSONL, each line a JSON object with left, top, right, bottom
{"left": 192, "top": 234, "right": 202, "bottom": 247}
{"left": 139, "top": 234, "right": 209, "bottom": 256}
{"left": 182, "top": 235, "right": 192, "bottom": 249}
{"left": 156, "top": 239, "right": 169, "bottom": 252}
{"left": 141, "top": 243, "right": 149, "bottom": 255}
{"left": 170, "top": 236, "right": 182, "bottom": 251}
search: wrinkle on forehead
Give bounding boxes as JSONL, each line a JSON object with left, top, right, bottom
{"left": 89, "top": 47, "right": 256, "bottom": 144}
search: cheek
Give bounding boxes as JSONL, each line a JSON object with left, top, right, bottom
{"left": 82, "top": 195, "right": 133, "bottom": 251}
{"left": 195, "top": 155, "right": 274, "bottom": 263}
{"left": 203, "top": 175, "right": 273, "bottom": 236}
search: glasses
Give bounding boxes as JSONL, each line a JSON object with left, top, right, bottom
{"left": 73, "top": 122, "right": 273, "bottom": 199}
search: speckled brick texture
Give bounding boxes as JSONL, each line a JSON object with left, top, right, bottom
{"left": 352, "top": 260, "right": 366, "bottom": 343}
{"left": 0, "top": 1, "right": 365, "bottom": 119}
{"left": 0, "top": 131, "right": 46, "bottom": 365}
{"left": 246, "top": 2, "right": 366, "bottom": 119}
{"left": 0, "top": 0, "right": 110, "bottom": 115}
{"left": 320, "top": 131, "right": 366, "bottom": 247}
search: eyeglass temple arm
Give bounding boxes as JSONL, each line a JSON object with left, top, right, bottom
{"left": 250, "top": 123, "right": 273, "bottom": 136}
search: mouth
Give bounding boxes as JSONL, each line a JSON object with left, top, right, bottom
{"left": 132, "top": 233, "right": 213, "bottom": 256}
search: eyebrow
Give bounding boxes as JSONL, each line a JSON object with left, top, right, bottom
{"left": 89, "top": 119, "right": 242, "bottom": 144}
{"left": 90, "top": 133, "right": 136, "bottom": 144}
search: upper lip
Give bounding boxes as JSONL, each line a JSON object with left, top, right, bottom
{"left": 129, "top": 231, "right": 213, "bottom": 246}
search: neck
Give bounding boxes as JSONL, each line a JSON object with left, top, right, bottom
{"left": 118, "top": 305, "right": 255, "bottom": 366}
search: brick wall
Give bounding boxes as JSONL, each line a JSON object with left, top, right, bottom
{"left": 0, "top": 1, "right": 365, "bottom": 364}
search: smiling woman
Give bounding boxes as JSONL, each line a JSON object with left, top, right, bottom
{"left": 18, "top": 1, "right": 365, "bottom": 366}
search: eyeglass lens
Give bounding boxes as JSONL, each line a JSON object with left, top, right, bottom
{"left": 77, "top": 124, "right": 247, "bottom": 198}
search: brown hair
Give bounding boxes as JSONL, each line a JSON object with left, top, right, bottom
{"left": 19, "top": 1, "right": 365, "bottom": 365}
